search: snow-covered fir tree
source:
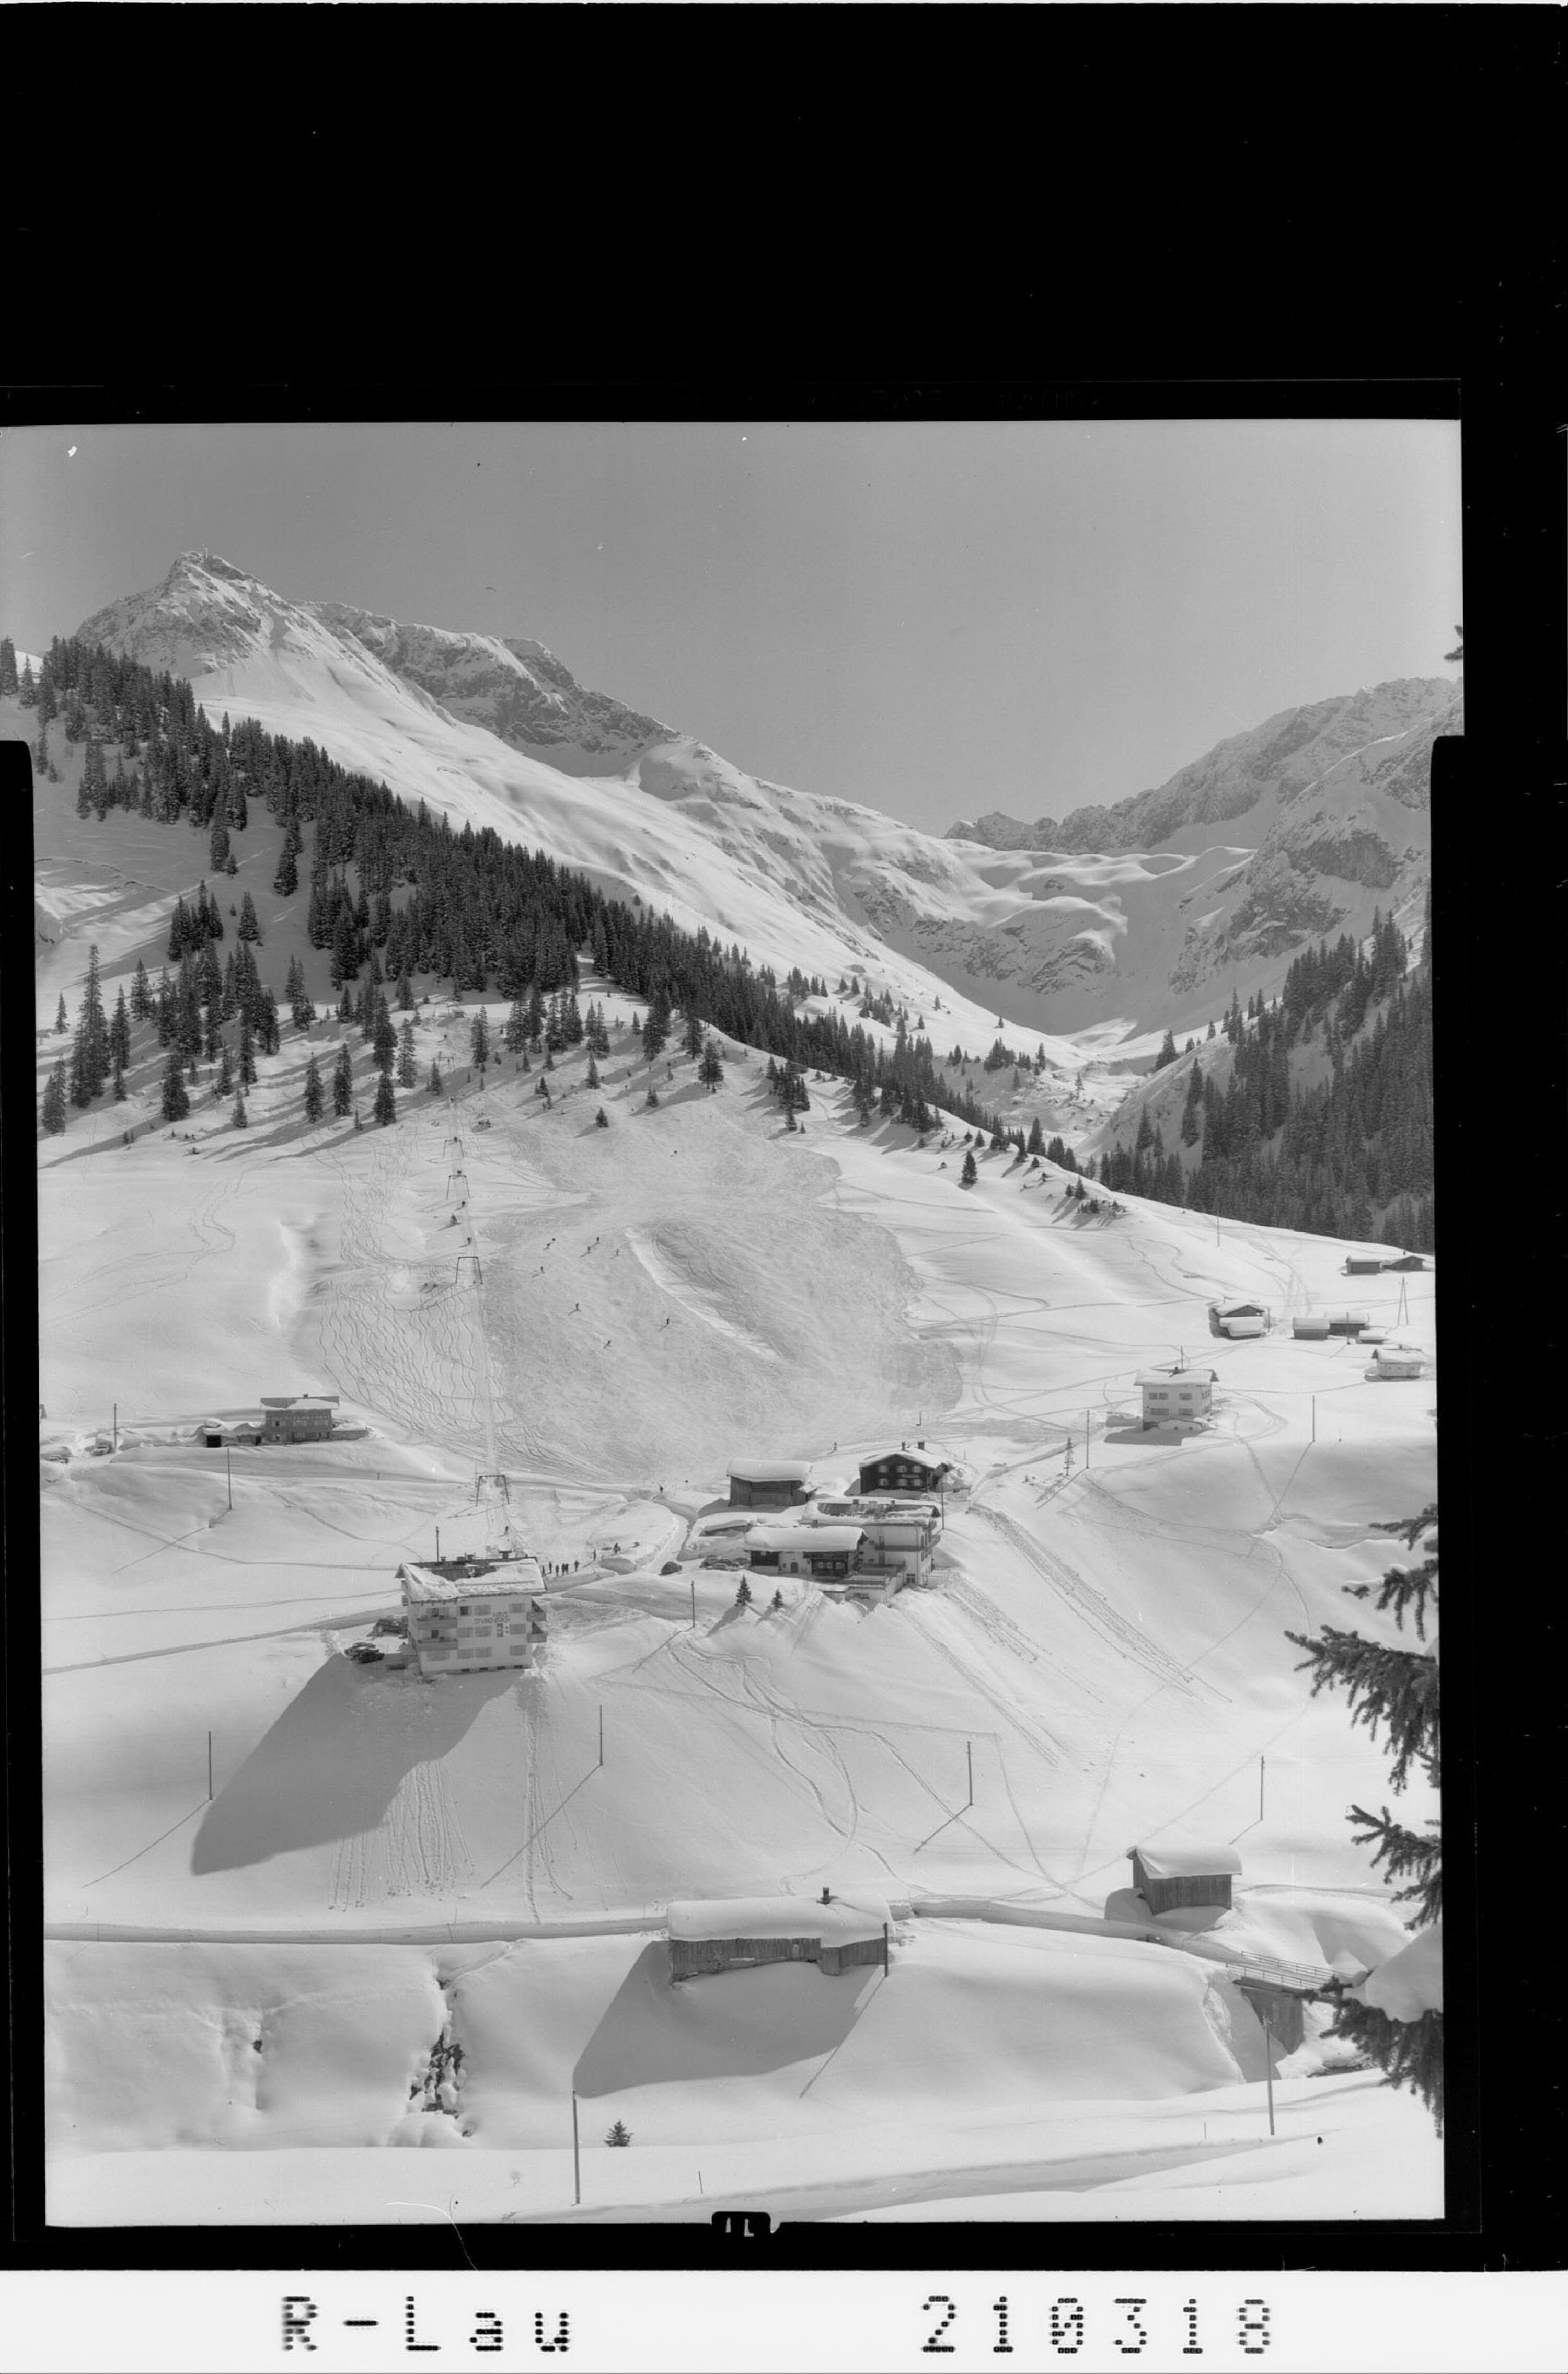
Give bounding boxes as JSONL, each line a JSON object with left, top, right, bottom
{"left": 1288, "top": 1508, "right": 1442, "bottom": 2128}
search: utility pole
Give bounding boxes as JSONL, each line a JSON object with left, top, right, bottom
{"left": 435, "top": 1526, "right": 440, "bottom": 1562}
{"left": 598, "top": 1707, "right": 604, "bottom": 1769}
{"left": 572, "top": 2092, "right": 581, "bottom": 2206}
{"left": 965, "top": 1741, "right": 974, "bottom": 1810}
{"left": 226, "top": 1450, "right": 233, "bottom": 1511}
{"left": 112, "top": 1402, "right": 118, "bottom": 1453}
{"left": 207, "top": 1731, "right": 213, "bottom": 1800}
{"left": 1085, "top": 1409, "right": 1091, "bottom": 1471}
{"left": 1262, "top": 2009, "right": 1275, "bottom": 2135}
{"left": 1259, "top": 1756, "right": 1265, "bottom": 1822}
{"left": 689, "top": 1576, "right": 696, "bottom": 1629}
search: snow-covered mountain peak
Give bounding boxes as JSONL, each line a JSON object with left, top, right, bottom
{"left": 73, "top": 554, "right": 1446, "bottom": 1051}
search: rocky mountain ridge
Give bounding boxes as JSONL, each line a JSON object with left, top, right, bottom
{"left": 948, "top": 676, "right": 1459, "bottom": 854}
{"left": 70, "top": 553, "right": 1454, "bottom": 1050}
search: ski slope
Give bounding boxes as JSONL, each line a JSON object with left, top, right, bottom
{"left": 39, "top": 938, "right": 1439, "bottom": 2223}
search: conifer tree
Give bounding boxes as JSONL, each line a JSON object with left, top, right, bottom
{"left": 682, "top": 1007, "right": 704, "bottom": 1060}
{"left": 644, "top": 1082, "right": 660, "bottom": 1109}
{"left": 595, "top": 1106, "right": 609, "bottom": 1128}
{"left": 470, "top": 1009, "right": 489, "bottom": 1069}
{"left": 585, "top": 1052, "right": 601, "bottom": 1089}
{"left": 1027, "top": 1116, "right": 1044, "bottom": 1155}
{"left": 374, "top": 1070, "right": 397, "bottom": 1125}
{"left": 373, "top": 996, "right": 398, "bottom": 1076}
{"left": 332, "top": 1042, "right": 353, "bottom": 1117}
{"left": 770, "top": 1588, "right": 783, "bottom": 1611}
{"left": 109, "top": 985, "right": 131, "bottom": 1071}
{"left": 397, "top": 1019, "right": 417, "bottom": 1089}
{"left": 960, "top": 1150, "right": 978, "bottom": 1186}
{"left": 698, "top": 1038, "right": 724, "bottom": 1091}
{"left": 1155, "top": 1028, "right": 1178, "bottom": 1069}
{"left": 429, "top": 1058, "right": 443, "bottom": 1096}
{"left": 0, "top": 636, "right": 16, "bottom": 695}
{"left": 303, "top": 1053, "right": 325, "bottom": 1122}
{"left": 238, "top": 1011, "right": 257, "bottom": 1089}
{"left": 55, "top": 994, "right": 68, "bottom": 1034}
{"left": 272, "top": 842, "right": 298, "bottom": 898}
{"left": 160, "top": 1049, "right": 190, "bottom": 1122}
{"left": 40, "top": 1060, "right": 67, "bottom": 1134}
{"left": 216, "top": 1044, "right": 234, "bottom": 1097}
{"left": 1287, "top": 1508, "right": 1441, "bottom": 2127}
{"left": 232, "top": 1090, "right": 248, "bottom": 1128}
{"left": 209, "top": 816, "right": 231, "bottom": 874}
{"left": 641, "top": 1003, "right": 668, "bottom": 1063}
{"left": 735, "top": 1577, "right": 752, "bottom": 1607}
{"left": 238, "top": 890, "right": 261, "bottom": 943}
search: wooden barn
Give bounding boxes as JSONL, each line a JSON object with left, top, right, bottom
{"left": 856, "top": 1444, "right": 951, "bottom": 1499}
{"left": 397, "top": 1553, "right": 548, "bottom": 1679}
{"left": 1291, "top": 1316, "right": 1331, "bottom": 1340}
{"left": 1325, "top": 1310, "right": 1369, "bottom": 1337}
{"left": 746, "top": 1523, "right": 866, "bottom": 1580}
{"left": 1134, "top": 1367, "right": 1217, "bottom": 1428}
{"left": 1208, "top": 1301, "right": 1270, "bottom": 1340}
{"left": 727, "top": 1458, "right": 813, "bottom": 1511}
{"left": 1342, "top": 1254, "right": 1385, "bottom": 1276}
{"left": 666, "top": 1891, "right": 891, "bottom": 1981}
{"left": 1383, "top": 1252, "right": 1428, "bottom": 1272}
{"left": 260, "top": 1393, "right": 339, "bottom": 1443}
{"left": 1129, "top": 1839, "right": 1241, "bottom": 1914}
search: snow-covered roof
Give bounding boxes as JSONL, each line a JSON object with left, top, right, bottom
{"left": 260, "top": 1393, "right": 340, "bottom": 1408}
{"left": 399, "top": 1556, "right": 544, "bottom": 1604}
{"left": 1135, "top": 1370, "right": 1214, "bottom": 1388}
{"left": 727, "top": 1459, "right": 812, "bottom": 1483}
{"left": 750, "top": 1524, "right": 866, "bottom": 1555}
{"left": 667, "top": 1892, "right": 890, "bottom": 1944}
{"left": 1132, "top": 1839, "right": 1243, "bottom": 1880}
{"left": 859, "top": 1446, "right": 948, "bottom": 1472}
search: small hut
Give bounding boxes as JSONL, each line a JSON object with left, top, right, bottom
{"left": 1129, "top": 1839, "right": 1241, "bottom": 1914}
{"left": 1383, "top": 1252, "right": 1429, "bottom": 1273}
{"left": 1342, "top": 1254, "right": 1385, "bottom": 1276}
{"left": 726, "top": 1458, "right": 813, "bottom": 1511}
{"left": 1371, "top": 1342, "right": 1424, "bottom": 1378}
{"left": 666, "top": 1891, "right": 891, "bottom": 1981}
{"left": 1291, "top": 1316, "right": 1331, "bottom": 1340}
{"left": 1325, "top": 1310, "right": 1369, "bottom": 1337}
{"left": 1208, "top": 1301, "right": 1269, "bottom": 1340}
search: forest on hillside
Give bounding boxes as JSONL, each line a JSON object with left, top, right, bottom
{"left": 18, "top": 631, "right": 1012, "bottom": 1146}
{"left": 1095, "top": 912, "right": 1435, "bottom": 1250}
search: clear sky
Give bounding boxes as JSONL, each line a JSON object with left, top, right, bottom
{"left": 0, "top": 417, "right": 1460, "bottom": 836}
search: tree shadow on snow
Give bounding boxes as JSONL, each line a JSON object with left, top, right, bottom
{"left": 190, "top": 1654, "right": 513, "bottom": 1872}
{"left": 572, "top": 1943, "right": 877, "bottom": 2096}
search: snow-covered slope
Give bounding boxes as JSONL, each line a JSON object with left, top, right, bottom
{"left": 75, "top": 555, "right": 1451, "bottom": 1047}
